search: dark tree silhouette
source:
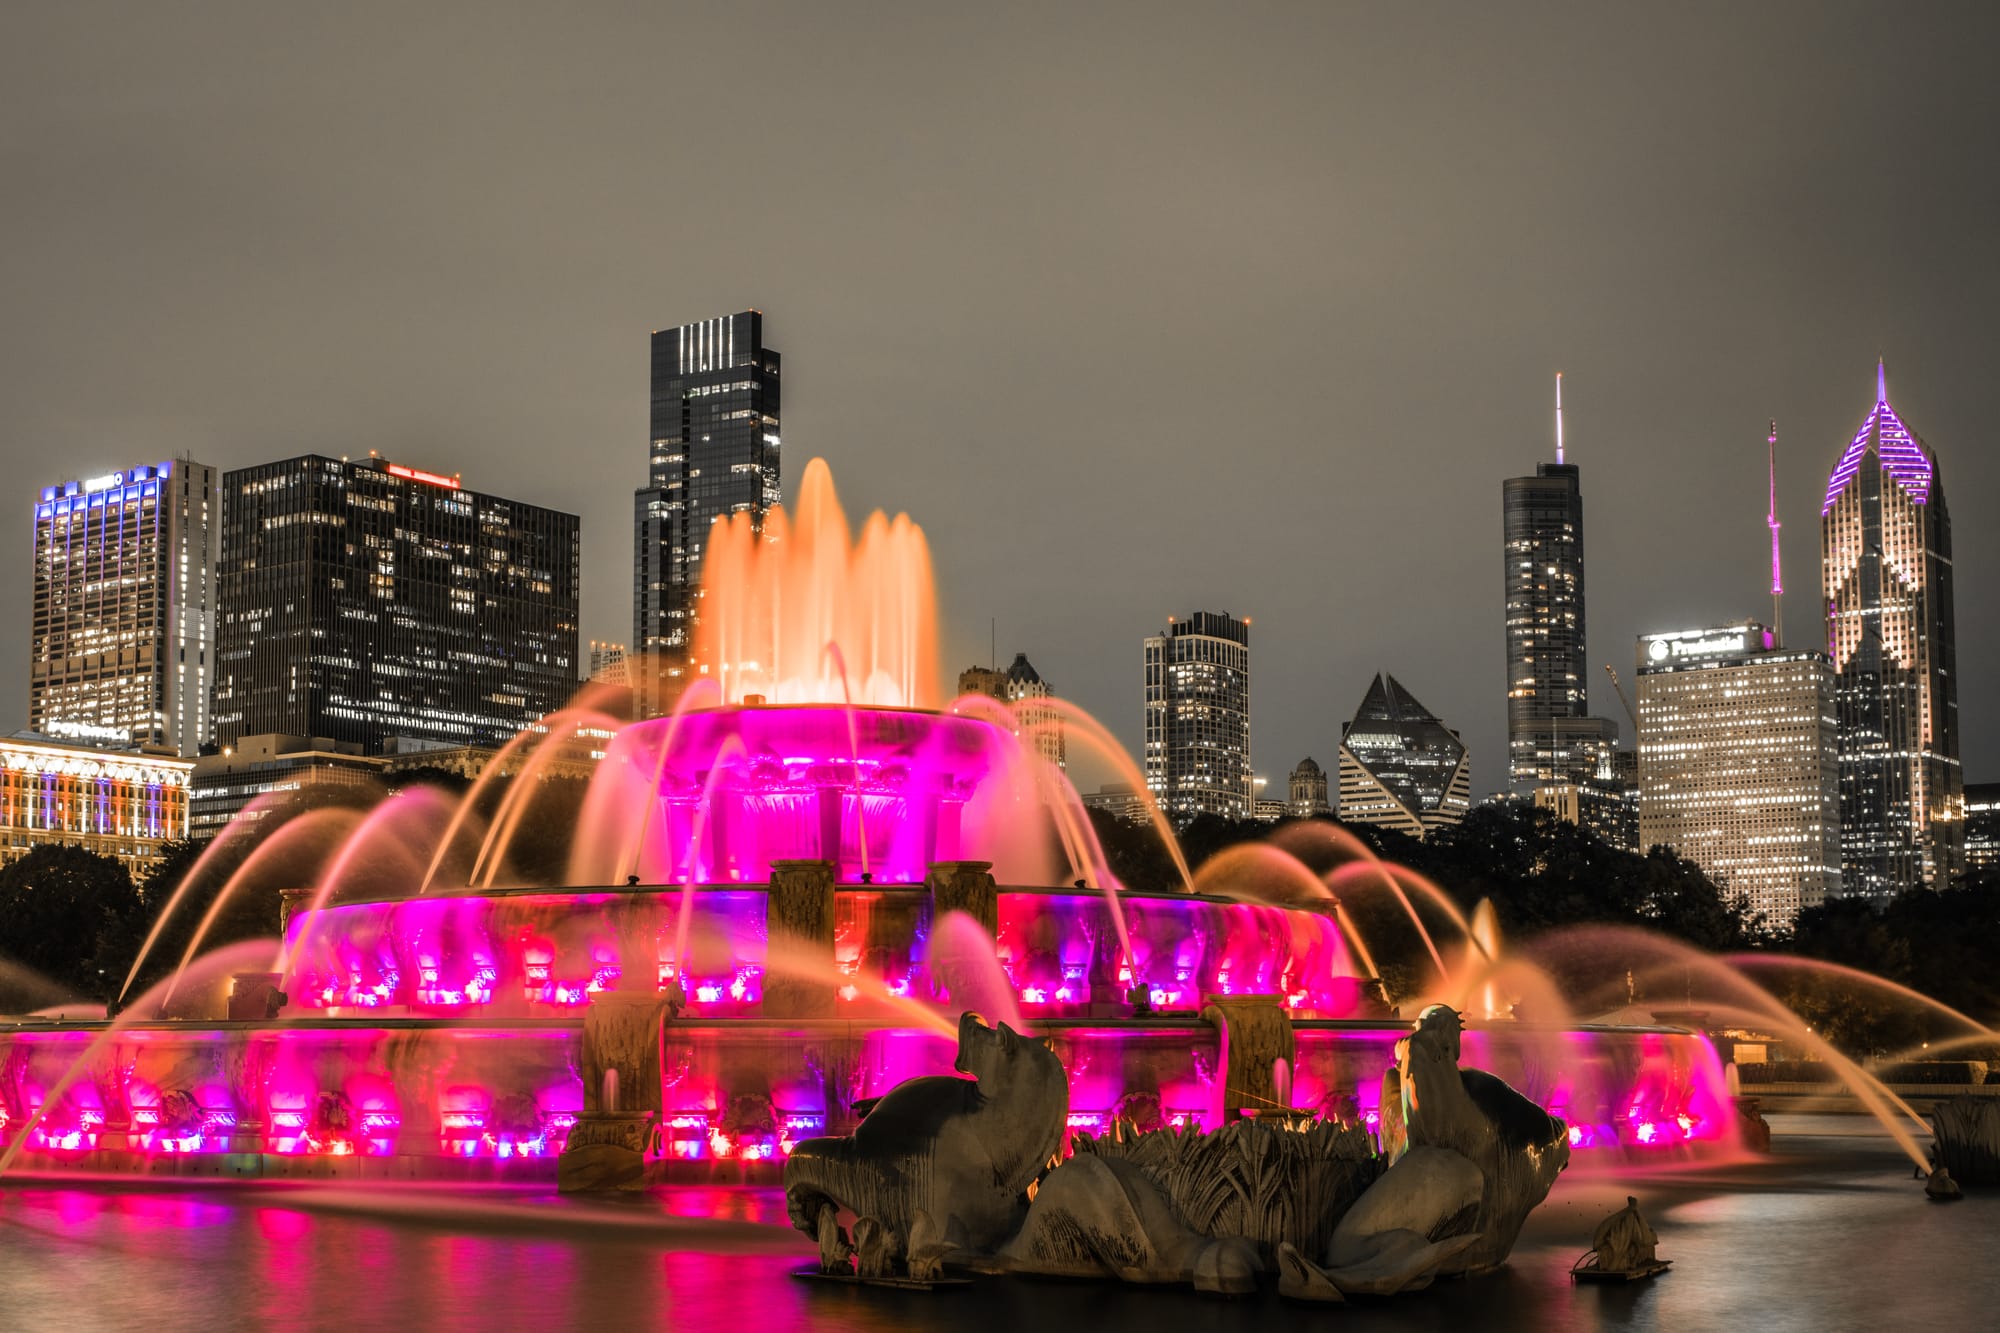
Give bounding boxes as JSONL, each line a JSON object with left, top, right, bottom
{"left": 0, "top": 844, "right": 140, "bottom": 1005}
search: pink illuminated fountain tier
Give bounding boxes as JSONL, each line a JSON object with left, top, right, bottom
{"left": 0, "top": 461, "right": 1734, "bottom": 1182}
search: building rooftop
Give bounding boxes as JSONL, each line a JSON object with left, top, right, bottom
{"left": 1823, "top": 361, "right": 1935, "bottom": 512}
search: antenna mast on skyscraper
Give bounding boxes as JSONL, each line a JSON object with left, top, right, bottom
{"left": 1767, "top": 420, "right": 1783, "bottom": 647}
{"left": 1555, "top": 372, "right": 1565, "bottom": 464}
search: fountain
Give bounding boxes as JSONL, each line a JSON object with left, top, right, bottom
{"left": 0, "top": 459, "right": 1740, "bottom": 1195}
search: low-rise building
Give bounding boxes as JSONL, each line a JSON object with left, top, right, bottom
{"left": 1, "top": 733, "right": 193, "bottom": 876}
{"left": 1964, "top": 782, "right": 1999, "bottom": 875}
{"left": 188, "top": 734, "right": 387, "bottom": 838}
{"left": 1081, "top": 782, "right": 1153, "bottom": 825}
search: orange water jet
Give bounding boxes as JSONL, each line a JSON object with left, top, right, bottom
{"left": 695, "top": 459, "right": 939, "bottom": 708}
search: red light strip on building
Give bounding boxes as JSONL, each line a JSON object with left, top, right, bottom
{"left": 386, "top": 463, "right": 461, "bottom": 490}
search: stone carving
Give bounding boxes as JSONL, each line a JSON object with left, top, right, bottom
{"left": 785, "top": 1004, "right": 1563, "bottom": 1297}
{"left": 1278, "top": 1146, "right": 1485, "bottom": 1300}
{"left": 1929, "top": 1096, "right": 2000, "bottom": 1186}
{"left": 1925, "top": 1167, "right": 1963, "bottom": 1201}
{"left": 1072, "top": 1116, "right": 1378, "bottom": 1259}
{"left": 1394, "top": 1004, "right": 1569, "bottom": 1272}
{"left": 1589, "top": 1196, "right": 1659, "bottom": 1272}
{"left": 765, "top": 860, "right": 837, "bottom": 1018}
{"left": 999, "top": 1154, "right": 1224, "bottom": 1284}
{"left": 784, "top": 1011, "right": 1066, "bottom": 1270}
{"left": 925, "top": 862, "right": 999, "bottom": 940}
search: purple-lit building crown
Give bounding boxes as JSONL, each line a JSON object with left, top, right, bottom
{"left": 1822, "top": 360, "right": 1935, "bottom": 513}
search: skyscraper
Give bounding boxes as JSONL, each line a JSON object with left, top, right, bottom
{"left": 1821, "top": 362, "right": 1962, "bottom": 897}
{"left": 633, "top": 311, "right": 781, "bottom": 714}
{"left": 212, "top": 455, "right": 579, "bottom": 754}
{"left": 1636, "top": 623, "right": 1841, "bottom": 925}
{"left": 30, "top": 460, "right": 218, "bottom": 756}
{"left": 1337, "top": 674, "right": 1472, "bottom": 839}
{"left": 1144, "top": 611, "right": 1251, "bottom": 822}
{"left": 1503, "top": 377, "right": 1627, "bottom": 836}
{"left": 957, "top": 653, "right": 1066, "bottom": 770}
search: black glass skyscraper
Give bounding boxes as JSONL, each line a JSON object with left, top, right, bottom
{"left": 212, "top": 456, "right": 580, "bottom": 753}
{"left": 1501, "top": 384, "right": 1630, "bottom": 849}
{"left": 633, "top": 311, "right": 781, "bottom": 714}
{"left": 1503, "top": 460, "right": 1618, "bottom": 793}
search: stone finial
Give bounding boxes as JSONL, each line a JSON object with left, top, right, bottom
{"left": 925, "top": 861, "right": 998, "bottom": 938}
{"left": 1199, "top": 993, "right": 1295, "bottom": 1124}
{"left": 766, "top": 859, "right": 838, "bottom": 1017}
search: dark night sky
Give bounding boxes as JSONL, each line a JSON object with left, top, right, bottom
{"left": 2, "top": 2, "right": 1994, "bottom": 795}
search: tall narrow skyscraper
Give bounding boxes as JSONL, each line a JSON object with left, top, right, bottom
{"left": 1821, "top": 361, "right": 1962, "bottom": 897}
{"left": 31, "top": 460, "right": 217, "bottom": 756}
{"left": 1144, "top": 612, "right": 1252, "bottom": 822}
{"left": 633, "top": 311, "right": 781, "bottom": 714}
{"left": 1502, "top": 378, "right": 1621, "bottom": 801}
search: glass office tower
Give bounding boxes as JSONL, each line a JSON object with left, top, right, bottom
{"left": 31, "top": 459, "right": 218, "bottom": 756}
{"left": 213, "top": 455, "right": 579, "bottom": 753}
{"left": 1337, "top": 673, "right": 1472, "bottom": 839}
{"left": 1144, "top": 611, "right": 1252, "bottom": 822}
{"left": 633, "top": 311, "right": 781, "bottom": 714}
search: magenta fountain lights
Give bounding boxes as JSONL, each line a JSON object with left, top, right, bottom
{"left": 1821, "top": 361, "right": 1934, "bottom": 513}
{"left": 0, "top": 700, "right": 1745, "bottom": 1181}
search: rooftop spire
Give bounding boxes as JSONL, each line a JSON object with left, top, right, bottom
{"left": 1555, "top": 371, "right": 1565, "bottom": 464}
{"left": 1767, "top": 420, "right": 1783, "bottom": 646}
{"left": 1877, "top": 357, "right": 1887, "bottom": 404}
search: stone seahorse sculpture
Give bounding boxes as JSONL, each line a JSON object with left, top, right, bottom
{"left": 783, "top": 1011, "right": 1067, "bottom": 1273}
{"left": 1393, "top": 1003, "right": 1570, "bottom": 1272}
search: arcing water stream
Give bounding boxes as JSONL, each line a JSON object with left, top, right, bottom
{"left": 1, "top": 460, "right": 1979, "bottom": 1182}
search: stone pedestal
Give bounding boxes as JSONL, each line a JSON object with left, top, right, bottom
{"left": 1200, "top": 994, "right": 1295, "bottom": 1125}
{"left": 556, "top": 1112, "right": 656, "bottom": 1192}
{"left": 1733, "top": 1095, "right": 1772, "bottom": 1153}
{"left": 559, "top": 989, "right": 670, "bottom": 1192}
{"left": 765, "top": 859, "right": 837, "bottom": 1018}
{"left": 227, "top": 973, "right": 288, "bottom": 1021}
{"left": 925, "top": 860, "right": 998, "bottom": 938}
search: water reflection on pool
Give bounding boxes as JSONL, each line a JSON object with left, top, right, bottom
{"left": 0, "top": 1118, "right": 1989, "bottom": 1332}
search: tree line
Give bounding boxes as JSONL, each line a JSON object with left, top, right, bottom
{"left": 3, "top": 779, "right": 1993, "bottom": 1057}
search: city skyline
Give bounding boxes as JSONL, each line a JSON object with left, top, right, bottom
{"left": 1, "top": 5, "right": 1995, "bottom": 800}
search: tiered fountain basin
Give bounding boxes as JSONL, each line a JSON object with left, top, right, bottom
{"left": 0, "top": 1011, "right": 1732, "bottom": 1180}
{"left": 0, "top": 869, "right": 1736, "bottom": 1179}
{"left": 0, "top": 703, "right": 1739, "bottom": 1179}
{"left": 277, "top": 880, "right": 1360, "bottom": 1020}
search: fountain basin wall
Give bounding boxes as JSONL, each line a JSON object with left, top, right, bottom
{"left": 0, "top": 1016, "right": 1734, "bottom": 1179}
{"left": 584, "top": 706, "right": 1014, "bottom": 885}
{"left": 282, "top": 883, "right": 1361, "bottom": 1020}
